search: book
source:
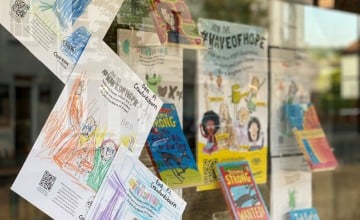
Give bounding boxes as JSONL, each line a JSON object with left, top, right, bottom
{"left": 0, "top": 0, "right": 124, "bottom": 83}
{"left": 147, "top": 0, "right": 203, "bottom": 48}
{"left": 85, "top": 146, "right": 187, "bottom": 220}
{"left": 11, "top": 40, "right": 163, "bottom": 219}
{"left": 196, "top": 18, "right": 268, "bottom": 191}
{"left": 270, "top": 156, "right": 312, "bottom": 220}
{"left": 287, "top": 208, "right": 320, "bottom": 220}
{"left": 284, "top": 102, "right": 338, "bottom": 171}
{"left": 146, "top": 103, "right": 202, "bottom": 188}
{"left": 215, "top": 160, "right": 270, "bottom": 220}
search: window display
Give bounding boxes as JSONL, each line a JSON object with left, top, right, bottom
{"left": 0, "top": 0, "right": 359, "bottom": 220}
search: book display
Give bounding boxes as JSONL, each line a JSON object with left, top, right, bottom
{"left": 2, "top": 0, "right": 356, "bottom": 219}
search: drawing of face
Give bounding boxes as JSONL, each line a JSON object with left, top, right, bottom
{"left": 250, "top": 76, "right": 260, "bottom": 92}
{"left": 237, "top": 107, "right": 249, "bottom": 126}
{"left": 100, "top": 140, "right": 117, "bottom": 162}
{"left": 205, "top": 120, "right": 216, "bottom": 135}
{"left": 248, "top": 117, "right": 260, "bottom": 142}
{"left": 81, "top": 117, "right": 96, "bottom": 137}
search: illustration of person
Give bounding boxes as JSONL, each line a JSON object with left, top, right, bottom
{"left": 156, "top": 2, "right": 188, "bottom": 44}
{"left": 247, "top": 117, "right": 264, "bottom": 151}
{"left": 87, "top": 139, "right": 118, "bottom": 191}
{"left": 217, "top": 103, "right": 236, "bottom": 150}
{"left": 234, "top": 107, "right": 250, "bottom": 150}
{"left": 53, "top": 116, "right": 97, "bottom": 178}
{"left": 246, "top": 76, "right": 265, "bottom": 113}
{"left": 200, "top": 111, "right": 220, "bottom": 154}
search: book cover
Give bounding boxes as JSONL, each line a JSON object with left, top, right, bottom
{"left": 147, "top": 0, "right": 203, "bottom": 48}
{"left": 287, "top": 208, "right": 320, "bottom": 220}
{"left": 146, "top": 103, "right": 202, "bottom": 188}
{"left": 285, "top": 102, "right": 338, "bottom": 171}
{"left": 11, "top": 40, "right": 163, "bottom": 219}
{"left": 0, "top": 0, "right": 123, "bottom": 83}
{"left": 215, "top": 160, "right": 270, "bottom": 220}
{"left": 85, "top": 146, "right": 187, "bottom": 220}
{"left": 117, "top": 28, "right": 184, "bottom": 120}
{"left": 270, "top": 156, "right": 312, "bottom": 220}
{"left": 196, "top": 18, "right": 268, "bottom": 191}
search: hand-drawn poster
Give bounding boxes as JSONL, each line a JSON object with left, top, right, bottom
{"left": 148, "top": 0, "right": 203, "bottom": 48}
{"left": 196, "top": 18, "right": 268, "bottom": 191}
{"left": 86, "top": 146, "right": 187, "bottom": 220}
{"left": 117, "top": 28, "right": 184, "bottom": 121}
{"left": 271, "top": 156, "right": 312, "bottom": 220}
{"left": 269, "top": 47, "right": 318, "bottom": 156}
{"left": 0, "top": 0, "right": 124, "bottom": 83}
{"left": 11, "top": 40, "right": 163, "bottom": 219}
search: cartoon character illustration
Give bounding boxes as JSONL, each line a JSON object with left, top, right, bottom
{"left": 87, "top": 139, "right": 118, "bottom": 191}
{"left": 204, "top": 72, "right": 225, "bottom": 111}
{"left": 234, "top": 107, "right": 250, "bottom": 149}
{"left": 245, "top": 76, "right": 266, "bottom": 113}
{"left": 200, "top": 111, "right": 220, "bottom": 154}
{"left": 146, "top": 73, "right": 162, "bottom": 94}
{"left": 247, "top": 117, "right": 264, "bottom": 151}
{"left": 217, "top": 103, "right": 236, "bottom": 149}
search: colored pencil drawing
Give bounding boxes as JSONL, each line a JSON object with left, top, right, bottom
{"left": 61, "top": 27, "right": 91, "bottom": 63}
{"left": 86, "top": 139, "right": 118, "bottom": 191}
{"left": 40, "top": 0, "right": 92, "bottom": 30}
{"left": 90, "top": 171, "right": 127, "bottom": 219}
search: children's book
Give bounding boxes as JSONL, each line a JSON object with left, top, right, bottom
{"left": 0, "top": 0, "right": 124, "bottom": 83}
{"left": 287, "top": 208, "right": 320, "bottom": 220}
{"left": 196, "top": 18, "right": 268, "bottom": 191}
{"left": 147, "top": 0, "right": 203, "bottom": 48}
{"left": 146, "top": 103, "right": 202, "bottom": 188}
{"left": 215, "top": 160, "right": 270, "bottom": 220}
{"left": 11, "top": 40, "right": 163, "bottom": 219}
{"left": 271, "top": 156, "right": 312, "bottom": 220}
{"left": 285, "top": 102, "right": 338, "bottom": 171}
{"left": 117, "top": 28, "right": 184, "bottom": 120}
{"left": 85, "top": 146, "right": 187, "bottom": 220}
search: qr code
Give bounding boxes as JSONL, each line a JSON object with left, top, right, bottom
{"left": 203, "top": 159, "right": 218, "bottom": 184}
{"left": 39, "top": 170, "right": 56, "bottom": 192}
{"left": 11, "top": 0, "right": 30, "bottom": 18}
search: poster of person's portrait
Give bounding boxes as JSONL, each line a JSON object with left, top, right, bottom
{"left": 0, "top": 84, "right": 10, "bottom": 127}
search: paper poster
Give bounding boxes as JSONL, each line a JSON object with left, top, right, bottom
{"left": 11, "top": 40, "right": 163, "bottom": 219}
{"left": 86, "top": 146, "right": 187, "bottom": 220}
{"left": 196, "top": 18, "right": 268, "bottom": 190}
{"left": 0, "top": 0, "right": 124, "bottom": 83}
{"left": 269, "top": 47, "right": 318, "bottom": 156}
{"left": 117, "top": 28, "right": 184, "bottom": 120}
{"left": 148, "top": 0, "right": 203, "bottom": 48}
{"left": 271, "top": 156, "right": 312, "bottom": 220}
